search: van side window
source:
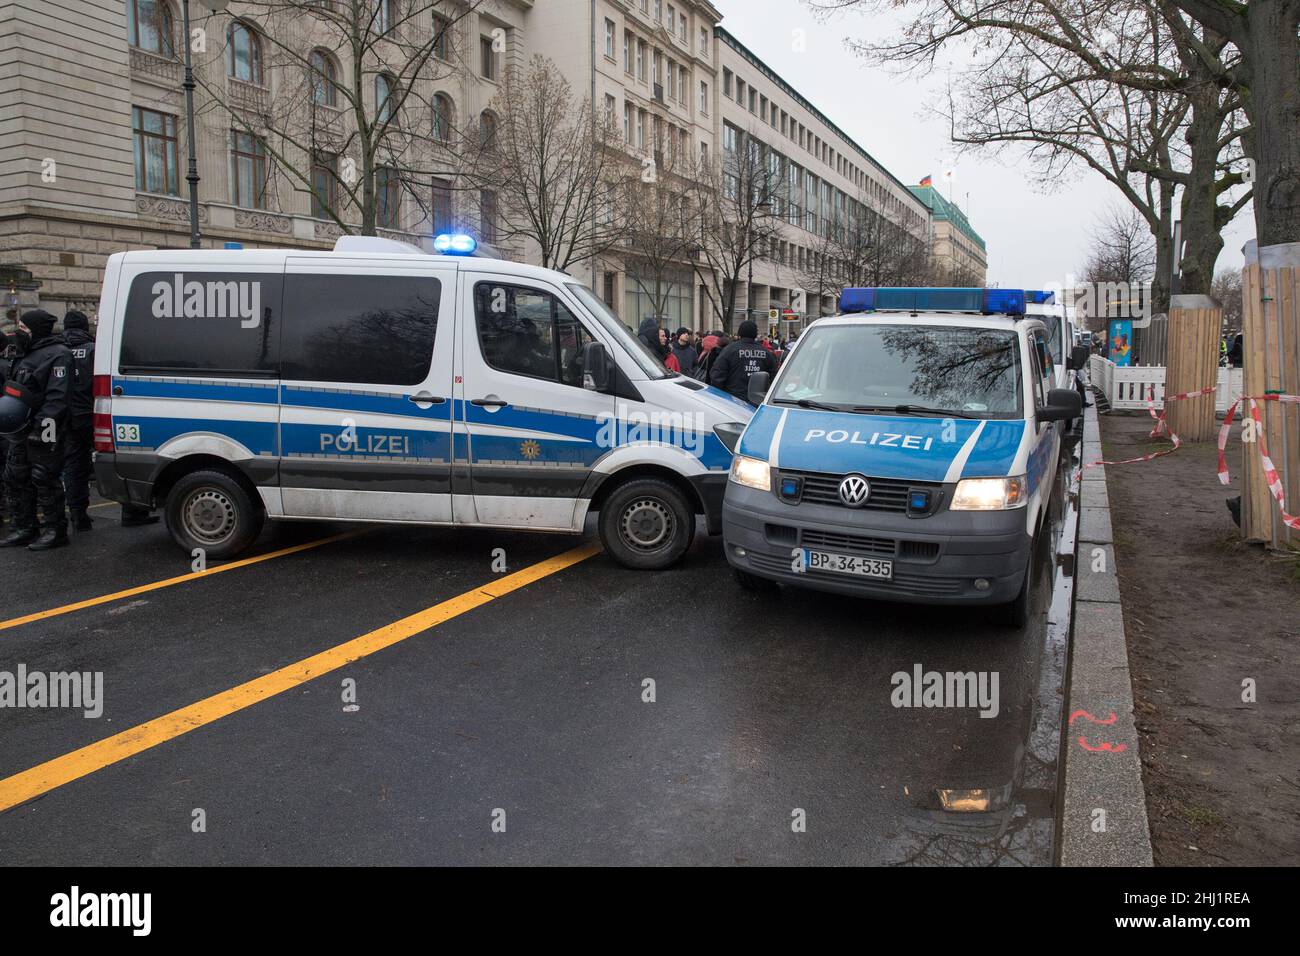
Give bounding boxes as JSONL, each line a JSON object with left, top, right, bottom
{"left": 1030, "top": 331, "right": 1050, "bottom": 408}
{"left": 474, "top": 282, "right": 592, "bottom": 386}
{"left": 281, "top": 273, "right": 440, "bottom": 385}
{"left": 119, "top": 271, "right": 281, "bottom": 376}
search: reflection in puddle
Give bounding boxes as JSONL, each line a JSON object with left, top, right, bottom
{"left": 885, "top": 451, "right": 1079, "bottom": 866}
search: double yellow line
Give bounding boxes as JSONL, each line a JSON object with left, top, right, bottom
{"left": 0, "top": 541, "right": 600, "bottom": 813}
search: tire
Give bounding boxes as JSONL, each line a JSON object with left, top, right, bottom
{"left": 598, "top": 477, "right": 695, "bottom": 570}
{"left": 165, "top": 469, "right": 264, "bottom": 561}
{"left": 733, "top": 567, "right": 771, "bottom": 592}
{"left": 1002, "top": 536, "right": 1037, "bottom": 628}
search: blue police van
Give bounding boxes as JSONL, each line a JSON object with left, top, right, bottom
{"left": 90, "top": 235, "right": 752, "bottom": 569}
{"left": 721, "top": 287, "right": 1085, "bottom": 625}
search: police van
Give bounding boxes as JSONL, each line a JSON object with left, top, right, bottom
{"left": 91, "top": 235, "right": 753, "bottom": 568}
{"left": 721, "top": 287, "right": 1084, "bottom": 625}
{"left": 1025, "top": 290, "right": 1088, "bottom": 426}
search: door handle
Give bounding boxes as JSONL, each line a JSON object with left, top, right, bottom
{"left": 408, "top": 392, "right": 447, "bottom": 408}
{"left": 470, "top": 398, "right": 507, "bottom": 408}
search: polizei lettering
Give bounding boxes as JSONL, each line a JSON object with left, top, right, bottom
{"left": 803, "top": 429, "right": 933, "bottom": 451}
{"left": 321, "top": 432, "right": 412, "bottom": 456}
{"left": 152, "top": 273, "right": 261, "bottom": 328}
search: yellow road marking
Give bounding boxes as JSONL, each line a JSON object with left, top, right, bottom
{"left": 0, "top": 530, "right": 365, "bottom": 633}
{"left": 0, "top": 541, "right": 601, "bottom": 813}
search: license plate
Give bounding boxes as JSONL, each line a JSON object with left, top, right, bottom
{"left": 803, "top": 549, "right": 893, "bottom": 579}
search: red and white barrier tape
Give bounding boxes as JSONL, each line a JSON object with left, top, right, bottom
{"left": 1080, "top": 385, "right": 1300, "bottom": 532}
{"left": 1216, "top": 394, "right": 1300, "bottom": 532}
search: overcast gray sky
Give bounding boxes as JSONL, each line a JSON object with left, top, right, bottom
{"left": 712, "top": 0, "right": 1255, "bottom": 288}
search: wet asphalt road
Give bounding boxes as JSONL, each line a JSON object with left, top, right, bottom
{"left": 0, "top": 471, "right": 1075, "bottom": 866}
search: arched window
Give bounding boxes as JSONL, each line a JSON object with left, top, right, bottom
{"left": 309, "top": 50, "right": 339, "bottom": 107}
{"left": 127, "top": 0, "right": 174, "bottom": 56}
{"left": 431, "top": 93, "right": 453, "bottom": 143}
{"left": 478, "top": 110, "right": 497, "bottom": 149}
{"left": 376, "top": 74, "right": 398, "bottom": 126}
{"left": 227, "top": 21, "right": 264, "bottom": 85}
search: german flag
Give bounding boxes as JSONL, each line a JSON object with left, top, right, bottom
{"left": 919, "top": 174, "right": 933, "bottom": 187}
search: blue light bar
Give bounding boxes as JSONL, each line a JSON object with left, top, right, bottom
{"left": 1025, "top": 290, "right": 1056, "bottom": 304}
{"left": 840, "top": 287, "right": 1027, "bottom": 315}
{"left": 433, "top": 233, "right": 478, "bottom": 255}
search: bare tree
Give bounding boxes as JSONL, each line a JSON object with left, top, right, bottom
{"left": 684, "top": 128, "right": 785, "bottom": 332}
{"left": 1212, "top": 268, "right": 1243, "bottom": 329}
{"left": 193, "top": 0, "right": 486, "bottom": 236}
{"left": 464, "top": 56, "right": 626, "bottom": 271}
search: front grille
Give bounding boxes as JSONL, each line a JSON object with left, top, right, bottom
{"left": 782, "top": 469, "right": 939, "bottom": 512}
{"left": 801, "top": 528, "right": 896, "bottom": 557}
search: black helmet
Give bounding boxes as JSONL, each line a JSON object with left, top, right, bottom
{"left": 0, "top": 380, "right": 37, "bottom": 436}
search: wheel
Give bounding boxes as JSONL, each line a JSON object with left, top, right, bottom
{"left": 598, "top": 477, "right": 695, "bottom": 569}
{"left": 1001, "top": 535, "right": 1037, "bottom": 628}
{"left": 733, "top": 567, "right": 771, "bottom": 591}
{"left": 165, "top": 469, "right": 264, "bottom": 560}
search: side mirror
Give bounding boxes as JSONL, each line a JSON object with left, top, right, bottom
{"left": 1039, "top": 387, "right": 1083, "bottom": 423}
{"left": 582, "top": 341, "right": 611, "bottom": 392}
{"left": 747, "top": 371, "right": 772, "bottom": 406}
{"left": 1067, "top": 345, "right": 1089, "bottom": 371}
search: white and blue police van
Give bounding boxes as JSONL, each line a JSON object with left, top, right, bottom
{"left": 91, "top": 235, "right": 753, "bottom": 568}
{"left": 1024, "top": 290, "right": 1090, "bottom": 425}
{"left": 721, "top": 287, "right": 1083, "bottom": 625}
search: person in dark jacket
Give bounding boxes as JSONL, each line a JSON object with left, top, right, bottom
{"left": 709, "top": 320, "right": 776, "bottom": 403}
{"left": 0, "top": 330, "right": 9, "bottom": 529}
{"left": 637, "top": 317, "right": 670, "bottom": 364}
{"left": 668, "top": 327, "right": 698, "bottom": 376}
{"left": 1, "top": 310, "right": 74, "bottom": 549}
{"left": 1227, "top": 332, "right": 1243, "bottom": 368}
{"left": 61, "top": 311, "right": 96, "bottom": 531}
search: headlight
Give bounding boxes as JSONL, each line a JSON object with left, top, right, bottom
{"left": 951, "top": 476, "right": 1027, "bottom": 510}
{"left": 729, "top": 454, "right": 771, "bottom": 491}
{"left": 713, "top": 421, "right": 746, "bottom": 452}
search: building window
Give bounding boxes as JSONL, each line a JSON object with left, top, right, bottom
{"left": 723, "top": 69, "right": 732, "bottom": 98}
{"left": 680, "top": 66, "right": 688, "bottom": 104}
{"left": 432, "top": 92, "right": 454, "bottom": 143}
{"left": 432, "top": 13, "right": 452, "bottom": 59}
{"left": 700, "top": 80, "right": 708, "bottom": 115}
{"left": 311, "top": 151, "right": 338, "bottom": 219}
{"left": 376, "top": 166, "right": 400, "bottom": 228}
{"left": 667, "top": 5, "right": 675, "bottom": 33}
{"left": 637, "top": 109, "right": 647, "bottom": 148}
{"left": 308, "top": 50, "right": 339, "bottom": 107}
{"left": 700, "top": 26, "right": 708, "bottom": 56}
{"left": 667, "top": 59, "right": 676, "bottom": 100}
{"left": 128, "top": 0, "right": 174, "bottom": 56}
{"left": 478, "top": 110, "right": 497, "bottom": 149}
{"left": 623, "top": 31, "right": 632, "bottom": 73}
{"left": 230, "top": 129, "right": 269, "bottom": 209}
{"left": 480, "top": 189, "right": 498, "bottom": 241}
{"left": 431, "top": 176, "right": 455, "bottom": 233}
{"left": 636, "top": 40, "right": 646, "bottom": 82}
{"left": 376, "top": 74, "right": 398, "bottom": 126}
{"left": 604, "top": 93, "right": 616, "bottom": 120}
{"left": 132, "top": 106, "right": 178, "bottom": 196}
{"left": 604, "top": 18, "right": 616, "bottom": 58}
{"left": 227, "top": 21, "right": 263, "bottom": 85}
{"left": 372, "top": 0, "right": 393, "bottom": 34}
{"left": 480, "top": 34, "right": 498, "bottom": 80}
{"left": 700, "top": 141, "right": 708, "bottom": 165}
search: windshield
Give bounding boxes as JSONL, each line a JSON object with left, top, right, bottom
{"left": 772, "top": 323, "right": 1024, "bottom": 418}
{"left": 566, "top": 283, "right": 671, "bottom": 379}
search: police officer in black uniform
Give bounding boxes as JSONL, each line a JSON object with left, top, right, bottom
{"left": 1, "top": 309, "right": 74, "bottom": 550}
{"left": 709, "top": 319, "right": 776, "bottom": 403}
{"left": 61, "top": 310, "right": 96, "bottom": 531}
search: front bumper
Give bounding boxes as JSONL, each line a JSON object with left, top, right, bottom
{"left": 722, "top": 481, "right": 1032, "bottom": 604}
{"left": 689, "top": 471, "right": 730, "bottom": 535}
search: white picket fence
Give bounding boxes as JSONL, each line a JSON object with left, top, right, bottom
{"left": 1088, "top": 355, "right": 1244, "bottom": 412}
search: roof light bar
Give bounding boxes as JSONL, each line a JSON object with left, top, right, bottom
{"left": 433, "top": 233, "right": 478, "bottom": 255}
{"left": 840, "top": 287, "right": 1027, "bottom": 316}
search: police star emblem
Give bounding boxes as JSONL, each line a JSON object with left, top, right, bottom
{"left": 520, "top": 439, "right": 541, "bottom": 461}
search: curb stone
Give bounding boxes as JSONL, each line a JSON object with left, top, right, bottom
{"left": 1059, "top": 406, "right": 1154, "bottom": 866}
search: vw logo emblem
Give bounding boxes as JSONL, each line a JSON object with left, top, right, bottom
{"left": 838, "top": 474, "right": 871, "bottom": 507}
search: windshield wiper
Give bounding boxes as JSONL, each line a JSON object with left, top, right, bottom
{"left": 773, "top": 397, "right": 846, "bottom": 413}
{"left": 852, "top": 404, "right": 982, "bottom": 419}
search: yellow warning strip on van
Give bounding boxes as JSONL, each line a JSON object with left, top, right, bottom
{"left": 0, "top": 541, "right": 601, "bottom": 813}
{"left": 0, "top": 530, "right": 366, "bottom": 633}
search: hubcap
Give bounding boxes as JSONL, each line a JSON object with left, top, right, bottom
{"left": 620, "top": 497, "right": 673, "bottom": 552}
{"left": 183, "top": 488, "right": 237, "bottom": 546}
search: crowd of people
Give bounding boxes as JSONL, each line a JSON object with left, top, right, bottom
{"left": 635, "top": 318, "right": 790, "bottom": 402}
{"left": 0, "top": 309, "right": 155, "bottom": 553}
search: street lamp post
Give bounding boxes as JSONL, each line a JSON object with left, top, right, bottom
{"left": 181, "top": 0, "right": 231, "bottom": 249}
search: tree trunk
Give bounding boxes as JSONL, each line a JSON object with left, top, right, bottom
{"left": 1242, "top": 0, "right": 1300, "bottom": 247}
{"left": 1177, "top": 86, "right": 1227, "bottom": 296}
